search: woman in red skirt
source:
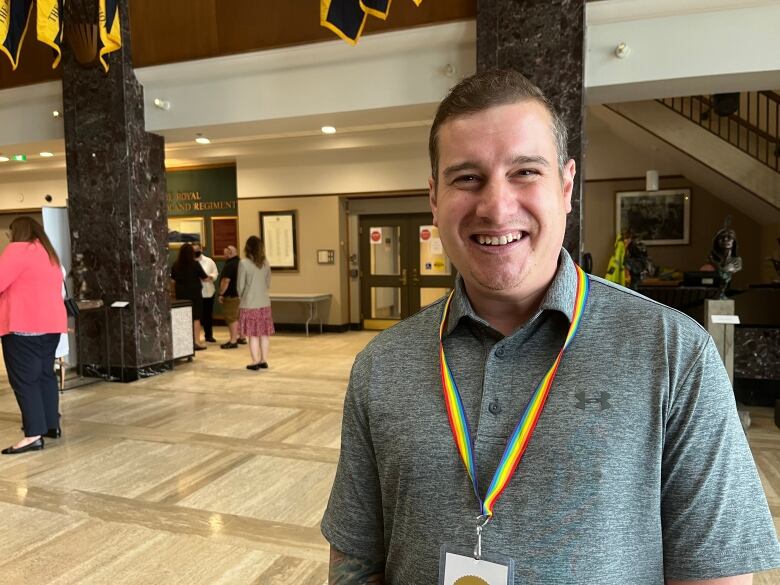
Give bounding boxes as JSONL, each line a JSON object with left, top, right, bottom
{"left": 237, "top": 236, "right": 275, "bottom": 370}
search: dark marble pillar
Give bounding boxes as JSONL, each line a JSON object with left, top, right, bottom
{"left": 477, "top": 0, "right": 585, "bottom": 259}
{"left": 62, "top": 0, "right": 172, "bottom": 380}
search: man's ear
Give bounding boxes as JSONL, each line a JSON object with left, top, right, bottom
{"left": 562, "top": 159, "right": 576, "bottom": 214}
{"left": 428, "top": 176, "right": 438, "bottom": 226}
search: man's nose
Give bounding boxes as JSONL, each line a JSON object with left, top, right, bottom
{"left": 475, "top": 178, "right": 518, "bottom": 223}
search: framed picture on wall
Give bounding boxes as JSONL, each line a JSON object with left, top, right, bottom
{"left": 616, "top": 189, "right": 691, "bottom": 245}
{"left": 168, "top": 216, "right": 205, "bottom": 249}
{"left": 259, "top": 210, "right": 298, "bottom": 271}
{"left": 211, "top": 217, "right": 238, "bottom": 258}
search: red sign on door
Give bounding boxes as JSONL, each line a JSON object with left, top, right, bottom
{"left": 370, "top": 228, "right": 382, "bottom": 244}
{"left": 420, "top": 228, "right": 431, "bottom": 241}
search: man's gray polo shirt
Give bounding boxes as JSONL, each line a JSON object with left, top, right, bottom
{"left": 322, "top": 249, "right": 780, "bottom": 584}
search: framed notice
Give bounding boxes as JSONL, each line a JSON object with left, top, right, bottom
{"left": 259, "top": 210, "right": 298, "bottom": 271}
{"left": 211, "top": 216, "right": 238, "bottom": 258}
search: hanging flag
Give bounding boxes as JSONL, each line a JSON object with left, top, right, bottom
{"left": 322, "top": 0, "right": 423, "bottom": 45}
{"left": 98, "top": 0, "right": 121, "bottom": 72}
{"left": 37, "top": 0, "right": 64, "bottom": 68}
{"left": 0, "top": 0, "right": 33, "bottom": 70}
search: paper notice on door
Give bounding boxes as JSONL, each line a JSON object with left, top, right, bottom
{"left": 430, "top": 238, "right": 443, "bottom": 254}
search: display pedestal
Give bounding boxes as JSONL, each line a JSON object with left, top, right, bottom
{"left": 705, "top": 299, "right": 736, "bottom": 383}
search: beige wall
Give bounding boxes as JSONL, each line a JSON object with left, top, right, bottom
{"left": 0, "top": 172, "right": 68, "bottom": 210}
{"left": 584, "top": 177, "right": 765, "bottom": 288}
{"left": 237, "top": 195, "right": 349, "bottom": 326}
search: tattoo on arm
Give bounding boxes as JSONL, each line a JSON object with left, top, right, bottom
{"left": 329, "top": 546, "right": 385, "bottom": 584}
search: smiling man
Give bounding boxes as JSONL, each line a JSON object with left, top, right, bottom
{"left": 322, "top": 69, "right": 780, "bottom": 585}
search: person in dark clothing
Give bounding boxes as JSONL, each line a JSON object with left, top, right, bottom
{"left": 218, "top": 245, "right": 241, "bottom": 349}
{"left": 171, "top": 243, "right": 208, "bottom": 351}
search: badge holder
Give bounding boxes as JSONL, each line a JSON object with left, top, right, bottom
{"left": 438, "top": 544, "right": 515, "bottom": 585}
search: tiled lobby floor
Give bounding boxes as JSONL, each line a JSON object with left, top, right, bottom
{"left": 0, "top": 327, "right": 777, "bottom": 584}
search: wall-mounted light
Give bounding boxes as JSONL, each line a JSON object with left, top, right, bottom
{"left": 52, "top": 110, "right": 60, "bottom": 118}
{"left": 153, "top": 98, "right": 171, "bottom": 111}
{"left": 645, "top": 170, "right": 659, "bottom": 191}
{"left": 615, "top": 42, "right": 630, "bottom": 59}
{"left": 40, "top": 151, "right": 54, "bottom": 158}
{"left": 195, "top": 133, "right": 210, "bottom": 145}
{"left": 321, "top": 126, "right": 336, "bottom": 134}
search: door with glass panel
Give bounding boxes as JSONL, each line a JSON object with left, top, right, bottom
{"left": 360, "top": 214, "right": 455, "bottom": 330}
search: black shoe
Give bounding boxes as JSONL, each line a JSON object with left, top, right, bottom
{"left": 246, "top": 363, "right": 261, "bottom": 371}
{"left": 46, "top": 427, "right": 61, "bottom": 439}
{"left": 2, "top": 438, "right": 44, "bottom": 454}
{"left": 237, "top": 338, "right": 248, "bottom": 345}
{"left": 221, "top": 341, "right": 238, "bottom": 349}
{"left": 205, "top": 338, "right": 217, "bottom": 343}
{"left": 194, "top": 345, "right": 207, "bottom": 351}
{"left": 259, "top": 362, "right": 268, "bottom": 369}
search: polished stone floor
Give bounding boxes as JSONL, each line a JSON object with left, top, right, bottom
{"left": 0, "top": 328, "right": 777, "bottom": 584}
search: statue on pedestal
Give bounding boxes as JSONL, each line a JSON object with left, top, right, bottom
{"left": 707, "top": 225, "right": 742, "bottom": 299}
{"left": 71, "top": 252, "right": 92, "bottom": 301}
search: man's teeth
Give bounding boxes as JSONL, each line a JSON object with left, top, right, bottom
{"left": 476, "top": 233, "right": 521, "bottom": 246}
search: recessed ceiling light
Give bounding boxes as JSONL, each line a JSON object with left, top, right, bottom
{"left": 321, "top": 126, "right": 336, "bottom": 134}
{"left": 40, "top": 151, "right": 54, "bottom": 157}
{"left": 195, "top": 134, "right": 210, "bottom": 145}
{"left": 52, "top": 110, "right": 60, "bottom": 118}
{"left": 0, "top": 156, "right": 8, "bottom": 162}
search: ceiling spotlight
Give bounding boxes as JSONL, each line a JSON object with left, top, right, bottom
{"left": 195, "top": 134, "right": 210, "bottom": 145}
{"left": 321, "top": 126, "right": 336, "bottom": 134}
{"left": 0, "top": 156, "right": 8, "bottom": 162}
{"left": 40, "top": 151, "right": 54, "bottom": 157}
{"left": 52, "top": 110, "right": 60, "bottom": 118}
{"left": 153, "top": 98, "right": 171, "bottom": 111}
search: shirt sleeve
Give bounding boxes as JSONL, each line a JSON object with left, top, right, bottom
{"left": 206, "top": 258, "right": 219, "bottom": 280}
{"left": 662, "top": 336, "right": 780, "bottom": 580}
{"left": 321, "top": 354, "right": 385, "bottom": 562}
{"left": 237, "top": 262, "right": 246, "bottom": 297}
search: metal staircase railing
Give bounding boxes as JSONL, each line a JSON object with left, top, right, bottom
{"left": 657, "top": 91, "right": 779, "bottom": 172}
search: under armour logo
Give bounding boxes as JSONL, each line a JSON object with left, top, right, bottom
{"left": 575, "top": 391, "right": 611, "bottom": 411}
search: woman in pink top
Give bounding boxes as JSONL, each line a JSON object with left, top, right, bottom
{"left": 0, "top": 217, "right": 67, "bottom": 455}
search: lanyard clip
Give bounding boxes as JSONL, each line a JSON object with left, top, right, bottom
{"left": 473, "top": 514, "right": 491, "bottom": 560}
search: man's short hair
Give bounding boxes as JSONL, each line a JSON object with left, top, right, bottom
{"left": 428, "top": 68, "right": 569, "bottom": 182}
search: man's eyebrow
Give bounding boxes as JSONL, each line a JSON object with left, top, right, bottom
{"left": 510, "top": 155, "right": 550, "bottom": 167}
{"left": 442, "top": 161, "right": 480, "bottom": 177}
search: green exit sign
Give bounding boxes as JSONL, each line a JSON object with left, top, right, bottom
{"left": 11, "top": 154, "right": 26, "bottom": 162}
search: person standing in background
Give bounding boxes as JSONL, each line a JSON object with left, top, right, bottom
{"left": 238, "top": 236, "right": 274, "bottom": 370}
{"left": 0, "top": 217, "right": 67, "bottom": 454}
{"left": 193, "top": 243, "right": 219, "bottom": 344}
{"left": 171, "top": 243, "right": 208, "bottom": 351}
{"left": 218, "top": 245, "right": 241, "bottom": 349}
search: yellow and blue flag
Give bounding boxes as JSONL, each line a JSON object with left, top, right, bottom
{"left": 98, "top": 0, "right": 121, "bottom": 72}
{"left": 0, "top": 0, "right": 33, "bottom": 70}
{"left": 37, "top": 0, "right": 64, "bottom": 68}
{"left": 322, "top": 0, "right": 422, "bottom": 45}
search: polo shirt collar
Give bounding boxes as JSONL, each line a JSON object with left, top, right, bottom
{"left": 443, "top": 248, "right": 578, "bottom": 337}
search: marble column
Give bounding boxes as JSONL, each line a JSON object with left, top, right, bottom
{"left": 62, "top": 0, "right": 172, "bottom": 380}
{"left": 477, "top": 0, "right": 585, "bottom": 259}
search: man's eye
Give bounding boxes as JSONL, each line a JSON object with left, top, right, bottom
{"left": 453, "top": 175, "right": 480, "bottom": 184}
{"left": 515, "top": 169, "right": 540, "bottom": 177}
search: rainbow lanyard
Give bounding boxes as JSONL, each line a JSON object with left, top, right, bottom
{"left": 439, "top": 261, "right": 590, "bottom": 529}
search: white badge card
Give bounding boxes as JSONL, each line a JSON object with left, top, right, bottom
{"left": 439, "top": 545, "right": 514, "bottom": 585}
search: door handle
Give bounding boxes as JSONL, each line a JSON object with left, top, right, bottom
{"left": 400, "top": 268, "right": 407, "bottom": 285}
{"left": 411, "top": 268, "right": 420, "bottom": 283}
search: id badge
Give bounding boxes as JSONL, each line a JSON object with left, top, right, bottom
{"left": 439, "top": 544, "right": 515, "bottom": 585}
